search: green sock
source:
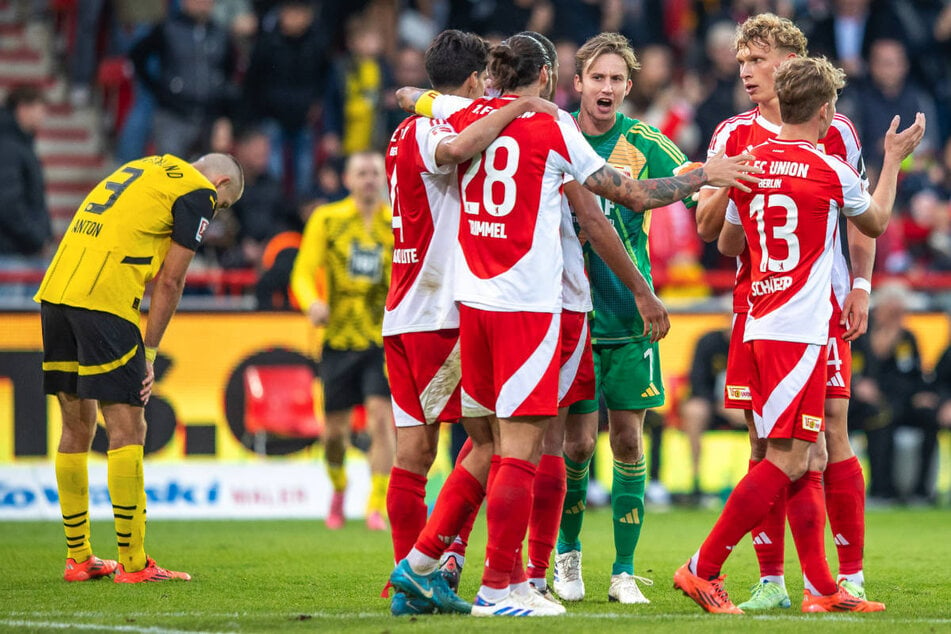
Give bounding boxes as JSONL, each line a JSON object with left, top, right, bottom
{"left": 611, "top": 456, "right": 646, "bottom": 576}
{"left": 556, "top": 454, "right": 590, "bottom": 554}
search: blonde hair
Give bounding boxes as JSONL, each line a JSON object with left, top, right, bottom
{"left": 734, "top": 12, "right": 808, "bottom": 56}
{"left": 774, "top": 57, "right": 845, "bottom": 124}
{"left": 575, "top": 32, "right": 640, "bottom": 79}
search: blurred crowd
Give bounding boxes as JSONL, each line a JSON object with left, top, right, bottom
{"left": 2, "top": 0, "right": 951, "bottom": 305}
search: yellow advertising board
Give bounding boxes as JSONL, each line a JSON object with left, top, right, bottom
{"left": 1, "top": 311, "right": 948, "bottom": 464}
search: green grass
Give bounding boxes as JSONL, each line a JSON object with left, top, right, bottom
{"left": 1, "top": 507, "right": 948, "bottom": 633}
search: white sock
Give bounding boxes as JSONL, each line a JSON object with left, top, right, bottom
{"left": 439, "top": 551, "right": 465, "bottom": 569}
{"left": 762, "top": 575, "right": 785, "bottom": 588}
{"left": 529, "top": 577, "right": 547, "bottom": 591}
{"left": 406, "top": 548, "right": 438, "bottom": 575}
{"left": 837, "top": 571, "right": 864, "bottom": 587}
{"left": 478, "top": 584, "right": 509, "bottom": 602}
{"left": 510, "top": 580, "right": 530, "bottom": 595}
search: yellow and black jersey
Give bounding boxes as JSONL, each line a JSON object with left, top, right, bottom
{"left": 291, "top": 196, "right": 393, "bottom": 351}
{"left": 35, "top": 155, "right": 217, "bottom": 324}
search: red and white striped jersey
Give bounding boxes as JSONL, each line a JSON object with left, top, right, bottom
{"left": 382, "top": 115, "right": 460, "bottom": 335}
{"left": 708, "top": 107, "right": 866, "bottom": 314}
{"left": 447, "top": 96, "right": 605, "bottom": 312}
{"left": 725, "top": 138, "right": 871, "bottom": 344}
{"left": 433, "top": 95, "right": 593, "bottom": 312}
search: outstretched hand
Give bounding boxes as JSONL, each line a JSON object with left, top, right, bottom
{"left": 884, "top": 113, "right": 926, "bottom": 162}
{"left": 702, "top": 150, "right": 762, "bottom": 192}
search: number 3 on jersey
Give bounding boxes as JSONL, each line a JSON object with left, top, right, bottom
{"left": 750, "top": 193, "right": 800, "bottom": 273}
{"left": 84, "top": 166, "right": 144, "bottom": 215}
{"left": 462, "top": 137, "right": 519, "bottom": 218}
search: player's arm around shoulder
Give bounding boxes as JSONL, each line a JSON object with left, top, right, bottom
{"left": 435, "top": 96, "right": 557, "bottom": 166}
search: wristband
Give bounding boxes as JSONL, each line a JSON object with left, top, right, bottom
{"left": 414, "top": 90, "right": 441, "bottom": 118}
{"left": 852, "top": 277, "right": 872, "bottom": 293}
{"left": 144, "top": 346, "right": 157, "bottom": 363}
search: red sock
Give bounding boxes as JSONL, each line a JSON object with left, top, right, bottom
{"left": 824, "top": 456, "right": 865, "bottom": 576}
{"left": 443, "top": 449, "right": 495, "bottom": 560}
{"left": 456, "top": 437, "right": 473, "bottom": 466}
{"left": 510, "top": 546, "right": 527, "bottom": 585}
{"left": 697, "top": 460, "right": 790, "bottom": 579}
{"left": 748, "top": 459, "right": 786, "bottom": 577}
{"left": 415, "top": 465, "right": 485, "bottom": 560}
{"left": 787, "top": 470, "right": 837, "bottom": 595}
{"left": 481, "top": 457, "right": 536, "bottom": 590}
{"left": 527, "top": 454, "right": 566, "bottom": 577}
{"left": 386, "top": 467, "right": 428, "bottom": 562}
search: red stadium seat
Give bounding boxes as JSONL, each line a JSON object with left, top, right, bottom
{"left": 244, "top": 365, "right": 323, "bottom": 452}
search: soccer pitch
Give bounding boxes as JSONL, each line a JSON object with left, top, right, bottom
{"left": 1, "top": 508, "right": 948, "bottom": 633}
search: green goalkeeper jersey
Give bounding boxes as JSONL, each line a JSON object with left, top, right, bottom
{"left": 573, "top": 111, "right": 694, "bottom": 344}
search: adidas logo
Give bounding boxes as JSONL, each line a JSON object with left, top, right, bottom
{"left": 827, "top": 372, "right": 845, "bottom": 388}
{"left": 833, "top": 533, "right": 850, "bottom": 546}
{"left": 617, "top": 510, "right": 640, "bottom": 525}
{"left": 564, "top": 501, "right": 586, "bottom": 515}
{"left": 438, "top": 534, "right": 454, "bottom": 545}
{"left": 641, "top": 383, "right": 660, "bottom": 398}
{"left": 752, "top": 531, "right": 773, "bottom": 545}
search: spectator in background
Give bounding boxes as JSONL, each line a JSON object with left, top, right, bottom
{"left": 323, "top": 14, "right": 392, "bottom": 159}
{"left": 68, "top": 0, "right": 168, "bottom": 108}
{"left": 850, "top": 283, "right": 939, "bottom": 503}
{"left": 549, "top": 0, "right": 620, "bottom": 44}
{"left": 689, "top": 20, "right": 744, "bottom": 161}
{"left": 679, "top": 328, "right": 746, "bottom": 503}
{"left": 382, "top": 45, "right": 427, "bottom": 133}
{"left": 553, "top": 39, "right": 580, "bottom": 111}
{"left": 0, "top": 84, "right": 51, "bottom": 258}
{"left": 130, "top": 0, "right": 238, "bottom": 158}
{"left": 290, "top": 151, "right": 394, "bottom": 531}
{"left": 446, "top": 0, "right": 552, "bottom": 40}
{"left": 243, "top": 0, "right": 331, "bottom": 197}
{"left": 617, "top": 0, "right": 666, "bottom": 48}
{"left": 204, "top": 127, "right": 296, "bottom": 268}
{"left": 840, "top": 38, "right": 939, "bottom": 175}
{"left": 804, "top": 0, "right": 905, "bottom": 78}
{"left": 622, "top": 43, "right": 699, "bottom": 158}
{"left": 212, "top": 0, "right": 259, "bottom": 66}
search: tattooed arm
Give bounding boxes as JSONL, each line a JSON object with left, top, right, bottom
{"left": 582, "top": 150, "right": 760, "bottom": 212}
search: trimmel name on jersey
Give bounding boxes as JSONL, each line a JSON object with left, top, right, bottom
{"left": 468, "top": 219, "right": 508, "bottom": 238}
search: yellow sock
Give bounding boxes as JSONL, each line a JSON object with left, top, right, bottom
{"left": 107, "top": 445, "right": 147, "bottom": 572}
{"left": 55, "top": 451, "right": 92, "bottom": 562}
{"left": 367, "top": 473, "right": 389, "bottom": 514}
{"left": 328, "top": 463, "right": 347, "bottom": 492}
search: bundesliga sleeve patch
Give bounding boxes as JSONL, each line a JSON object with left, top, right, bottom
{"left": 726, "top": 385, "right": 751, "bottom": 401}
{"left": 801, "top": 415, "right": 822, "bottom": 432}
{"left": 196, "top": 217, "right": 210, "bottom": 243}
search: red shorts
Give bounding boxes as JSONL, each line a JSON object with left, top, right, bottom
{"left": 558, "top": 311, "right": 595, "bottom": 408}
{"left": 459, "top": 305, "right": 561, "bottom": 419}
{"left": 384, "top": 329, "right": 461, "bottom": 428}
{"left": 825, "top": 312, "right": 852, "bottom": 399}
{"left": 748, "top": 339, "right": 827, "bottom": 443}
{"left": 724, "top": 313, "right": 753, "bottom": 410}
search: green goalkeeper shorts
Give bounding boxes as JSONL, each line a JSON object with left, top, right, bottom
{"left": 568, "top": 339, "right": 665, "bottom": 414}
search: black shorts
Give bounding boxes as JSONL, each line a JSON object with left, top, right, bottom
{"left": 320, "top": 344, "right": 390, "bottom": 413}
{"left": 40, "top": 302, "right": 147, "bottom": 406}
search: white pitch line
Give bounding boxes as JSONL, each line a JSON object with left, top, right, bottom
{"left": 0, "top": 620, "right": 221, "bottom": 634}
